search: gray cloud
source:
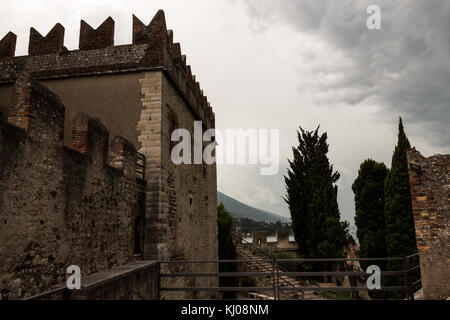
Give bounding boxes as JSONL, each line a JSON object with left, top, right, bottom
{"left": 240, "top": 0, "right": 450, "bottom": 148}
{"left": 1, "top": 0, "right": 447, "bottom": 226}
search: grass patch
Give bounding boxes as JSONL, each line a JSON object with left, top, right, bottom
{"left": 320, "top": 290, "right": 351, "bottom": 300}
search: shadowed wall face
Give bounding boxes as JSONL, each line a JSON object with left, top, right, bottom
{"left": 407, "top": 148, "right": 450, "bottom": 300}
{"left": 1, "top": 73, "right": 143, "bottom": 147}
{"left": 0, "top": 84, "right": 12, "bottom": 121}
{"left": 43, "top": 74, "right": 143, "bottom": 147}
{"left": 0, "top": 77, "right": 140, "bottom": 299}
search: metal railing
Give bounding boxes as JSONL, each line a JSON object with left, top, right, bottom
{"left": 276, "top": 254, "right": 421, "bottom": 300}
{"left": 158, "top": 254, "right": 421, "bottom": 300}
{"left": 236, "top": 243, "right": 297, "bottom": 290}
{"left": 234, "top": 234, "right": 332, "bottom": 298}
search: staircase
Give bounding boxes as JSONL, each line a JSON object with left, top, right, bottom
{"left": 234, "top": 240, "right": 324, "bottom": 300}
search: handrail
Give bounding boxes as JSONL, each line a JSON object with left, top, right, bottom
{"left": 234, "top": 236, "right": 300, "bottom": 290}
{"left": 158, "top": 255, "right": 422, "bottom": 300}
{"left": 160, "top": 259, "right": 273, "bottom": 263}
{"left": 236, "top": 235, "right": 299, "bottom": 280}
{"left": 234, "top": 235, "right": 345, "bottom": 298}
{"left": 234, "top": 235, "right": 323, "bottom": 299}
{"left": 236, "top": 235, "right": 309, "bottom": 276}
{"left": 234, "top": 246, "right": 296, "bottom": 292}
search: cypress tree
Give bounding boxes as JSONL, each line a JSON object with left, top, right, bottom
{"left": 353, "top": 159, "right": 389, "bottom": 298}
{"left": 384, "top": 118, "right": 418, "bottom": 297}
{"left": 352, "top": 159, "right": 389, "bottom": 261}
{"left": 284, "top": 126, "right": 351, "bottom": 260}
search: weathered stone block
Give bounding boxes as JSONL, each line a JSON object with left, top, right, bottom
{"left": 407, "top": 148, "right": 450, "bottom": 300}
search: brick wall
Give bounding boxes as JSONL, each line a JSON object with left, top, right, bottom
{"left": 407, "top": 148, "right": 450, "bottom": 299}
{"left": 0, "top": 76, "right": 141, "bottom": 299}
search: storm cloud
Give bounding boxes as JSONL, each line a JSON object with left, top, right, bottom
{"left": 1, "top": 0, "right": 448, "bottom": 225}
{"left": 241, "top": 0, "right": 450, "bottom": 147}
{"left": 240, "top": 0, "right": 450, "bottom": 148}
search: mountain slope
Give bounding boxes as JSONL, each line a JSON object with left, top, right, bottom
{"left": 217, "top": 191, "right": 290, "bottom": 223}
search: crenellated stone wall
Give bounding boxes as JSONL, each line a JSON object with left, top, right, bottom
{"left": 407, "top": 148, "right": 450, "bottom": 300}
{"left": 0, "top": 75, "right": 142, "bottom": 299}
{"left": 0, "top": 10, "right": 218, "bottom": 299}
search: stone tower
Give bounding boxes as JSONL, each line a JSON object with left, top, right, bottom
{"left": 0, "top": 10, "right": 218, "bottom": 299}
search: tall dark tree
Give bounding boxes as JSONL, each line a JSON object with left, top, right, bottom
{"left": 384, "top": 118, "right": 418, "bottom": 297}
{"left": 353, "top": 159, "right": 389, "bottom": 261}
{"left": 352, "top": 159, "right": 389, "bottom": 298}
{"left": 284, "top": 126, "right": 351, "bottom": 259}
{"left": 384, "top": 118, "right": 417, "bottom": 257}
{"left": 217, "top": 202, "right": 237, "bottom": 299}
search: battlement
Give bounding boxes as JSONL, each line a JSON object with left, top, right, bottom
{"left": 4, "top": 74, "right": 137, "bottom": 171}
{"left": 0, "top": 10, "right": 214, "bottom": 128}
{"left": 0, "top": 75, "right": 143, "bottom": 299}
{"left": 0, "top": 32, "right": 16, "bottom": 58}
{"left": 29, "top": 23, "right": 65, "bottom": 56}
{"left": 79, "top": 17, "right": 115, "bottom": 51}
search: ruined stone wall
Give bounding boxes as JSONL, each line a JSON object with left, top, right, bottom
{"left": 407, "top": 148, "right": 450, "bottom": 300}
{"left": 0, "top": 76, "right": 140, "bottom": 299}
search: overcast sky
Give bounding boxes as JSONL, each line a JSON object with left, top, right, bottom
{"left": 1, "top": 0, "right": 448, "bottom": 225}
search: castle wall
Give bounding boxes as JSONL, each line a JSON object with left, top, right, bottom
{"left": 0, "top": 10, "right": 218, "bottom": 299}
{"left": 0, "top": 73, "right": 143, "bottom": 147}
{"left": 42, "top": 74, "right": 143, "bottom": 147}
{"left": 407, "top": 148, "right": 450, "bottom": 300}
{"left": 163, "top": 73, "right": 218, "bottom": 299}
{"left": 0, "top": 76, "right": 141, "bottom": 299}
{"left": 137, "top": 71, "right": 218, "bottom": 299}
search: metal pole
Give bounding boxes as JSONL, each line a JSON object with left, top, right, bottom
{"left": 275, "top": 259, "right": 280, "bottom": 300}
{"left": 157, "top": 261, "right": 161, "bottom": 300}
{"left": 403, "top": 257, "right": 411, "bottom": 300}
{"left": 271, "top": 259, "right": 276, "bottom": 300}
{"left": 408, "top": 256, "right": 415, "bottom": 301}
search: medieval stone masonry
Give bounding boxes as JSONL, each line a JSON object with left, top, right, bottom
{"left": 0, "top": 10, "right": 218, "bottom": 299}
{"left": 407, "top": 148, "right": 450, "bottom": 300}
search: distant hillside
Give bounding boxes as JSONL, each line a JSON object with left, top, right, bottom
{"left": 217, "top": 191, "right": 290, "bottom": 223}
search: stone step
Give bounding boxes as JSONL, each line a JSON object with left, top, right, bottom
{"left": 234, "top": 244, "right": 326, "bottom": 300}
